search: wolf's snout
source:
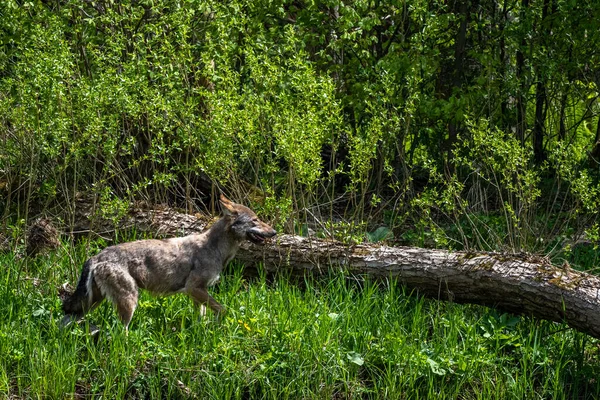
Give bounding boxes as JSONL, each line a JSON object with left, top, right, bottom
{"left": 247, "top": 225, "right": 277, "bottom": 244}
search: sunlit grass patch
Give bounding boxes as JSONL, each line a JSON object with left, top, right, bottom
{"left": 0, "top": 249, "right": 599, "bottom": 399}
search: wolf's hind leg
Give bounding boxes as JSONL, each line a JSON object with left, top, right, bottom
{"left": 114, "top": 292, "right": 138, "bottom": 332}
{"left": 94, "top": 263, "right": 139, "bottom": 331}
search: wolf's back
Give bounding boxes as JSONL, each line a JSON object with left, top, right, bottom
{"left": 62, "top": 259, "right": 92, "bottom": 315}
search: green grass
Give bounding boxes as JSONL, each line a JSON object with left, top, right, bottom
{"left": 1, "top": 243, "right": 600, "bottom": 399}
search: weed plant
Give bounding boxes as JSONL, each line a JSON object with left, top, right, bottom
{"left": 1, "top": 244, "right": 599, "bottom": 399}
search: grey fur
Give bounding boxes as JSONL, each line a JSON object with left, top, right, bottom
{"left": 61, "top": 195, "right": 276, "bottom": 331}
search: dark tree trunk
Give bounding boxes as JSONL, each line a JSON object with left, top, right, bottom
{"left": 589, "top": 116, "right": 600, "bottom": 163}
{"left": 559, "top": 93, "right": 567, "bottom": 141}
{"left": 515, "top": 0, "right": 530, "bottom": 145}
{"left": 532, "top": 0, "right": 551, "bottom": 164}
{"left": 498, "top": 0, "right": 509, "bottom": 130}
{"left": 533, "top": 80, "right": 546, "bottom": 163}
{"left": 443, "top": 0, "right": 471, "bottom": 174}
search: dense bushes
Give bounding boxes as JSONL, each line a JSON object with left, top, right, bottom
{"left": 2, "top": 0, "right": 600, "bottom": 257}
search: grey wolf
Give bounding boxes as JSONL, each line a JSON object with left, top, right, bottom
{"left": 61, "top": 195, "right": 276, "bottom": 331}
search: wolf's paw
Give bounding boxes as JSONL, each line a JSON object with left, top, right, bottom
{"left": 59, "top": 314, "right": 78, "bottom": 328}
{"left": 88, "top": 323, "right": 100, "bottom": 337}
{"left": 214, "top": 307, "right": 227, "bottom": 322}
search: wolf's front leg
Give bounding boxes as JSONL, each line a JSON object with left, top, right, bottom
{"left": 187, "top": 287, "right": 226, "bottom": 317}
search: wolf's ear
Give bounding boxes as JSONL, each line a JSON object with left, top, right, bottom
{"left": 219, "top": 194, "right": 237, "bottom": 216}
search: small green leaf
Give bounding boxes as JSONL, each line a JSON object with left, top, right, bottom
{"left": 347, "top": 351, "right": 364, "bottom": 366}
{"left": 33, "top": 308, "right": 47, "bottom": 317}
{"left": 426, "top": 358, "right": 446, "bottom": 375}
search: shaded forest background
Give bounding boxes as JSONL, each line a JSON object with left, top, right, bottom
{"left": 1, "top": 0, "right": 600, "bottom": 259}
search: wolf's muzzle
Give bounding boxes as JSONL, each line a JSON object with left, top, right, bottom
{"left": 247, "top": 227, "right": 277, "bottom": 244}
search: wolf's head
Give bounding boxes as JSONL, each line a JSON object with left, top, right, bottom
{"left": 220, "top": 195, "right": 277, "bottom": 244}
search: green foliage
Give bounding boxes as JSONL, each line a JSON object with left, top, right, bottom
{"left": 1, "top": 0, "right": 342, "bottom": 226}
{"left": 457, "top": 119, "right": 542, "bottom": 250}
{"left": 366, "top": 226, "right": 393, "bottom": 243}
{"left": 324, "top": 220, "right": 367, "bottom": 244}
{"left": 2, "top": 0, "right": 600, "bottom": 254}
{"left": 408, "top": 117, "right": 600, "bottom": 256}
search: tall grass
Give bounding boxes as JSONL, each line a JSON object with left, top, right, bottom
{"left": 1, "top": 244, "right": 599, "bottom": 399}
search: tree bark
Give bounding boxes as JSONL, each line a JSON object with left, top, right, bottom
{"left": 71, "top": 201, "right": 600, "bottom": 339}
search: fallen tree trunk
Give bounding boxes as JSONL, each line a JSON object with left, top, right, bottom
{"left": 70, "top": 202, "right": 600, "bottom": 339}
{"left": 239, "top": 236, "right": 600, "bottom": 338}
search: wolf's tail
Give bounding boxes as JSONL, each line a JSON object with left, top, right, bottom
{"left": 62, "top": 259, "right": 93, "bottom": 316}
